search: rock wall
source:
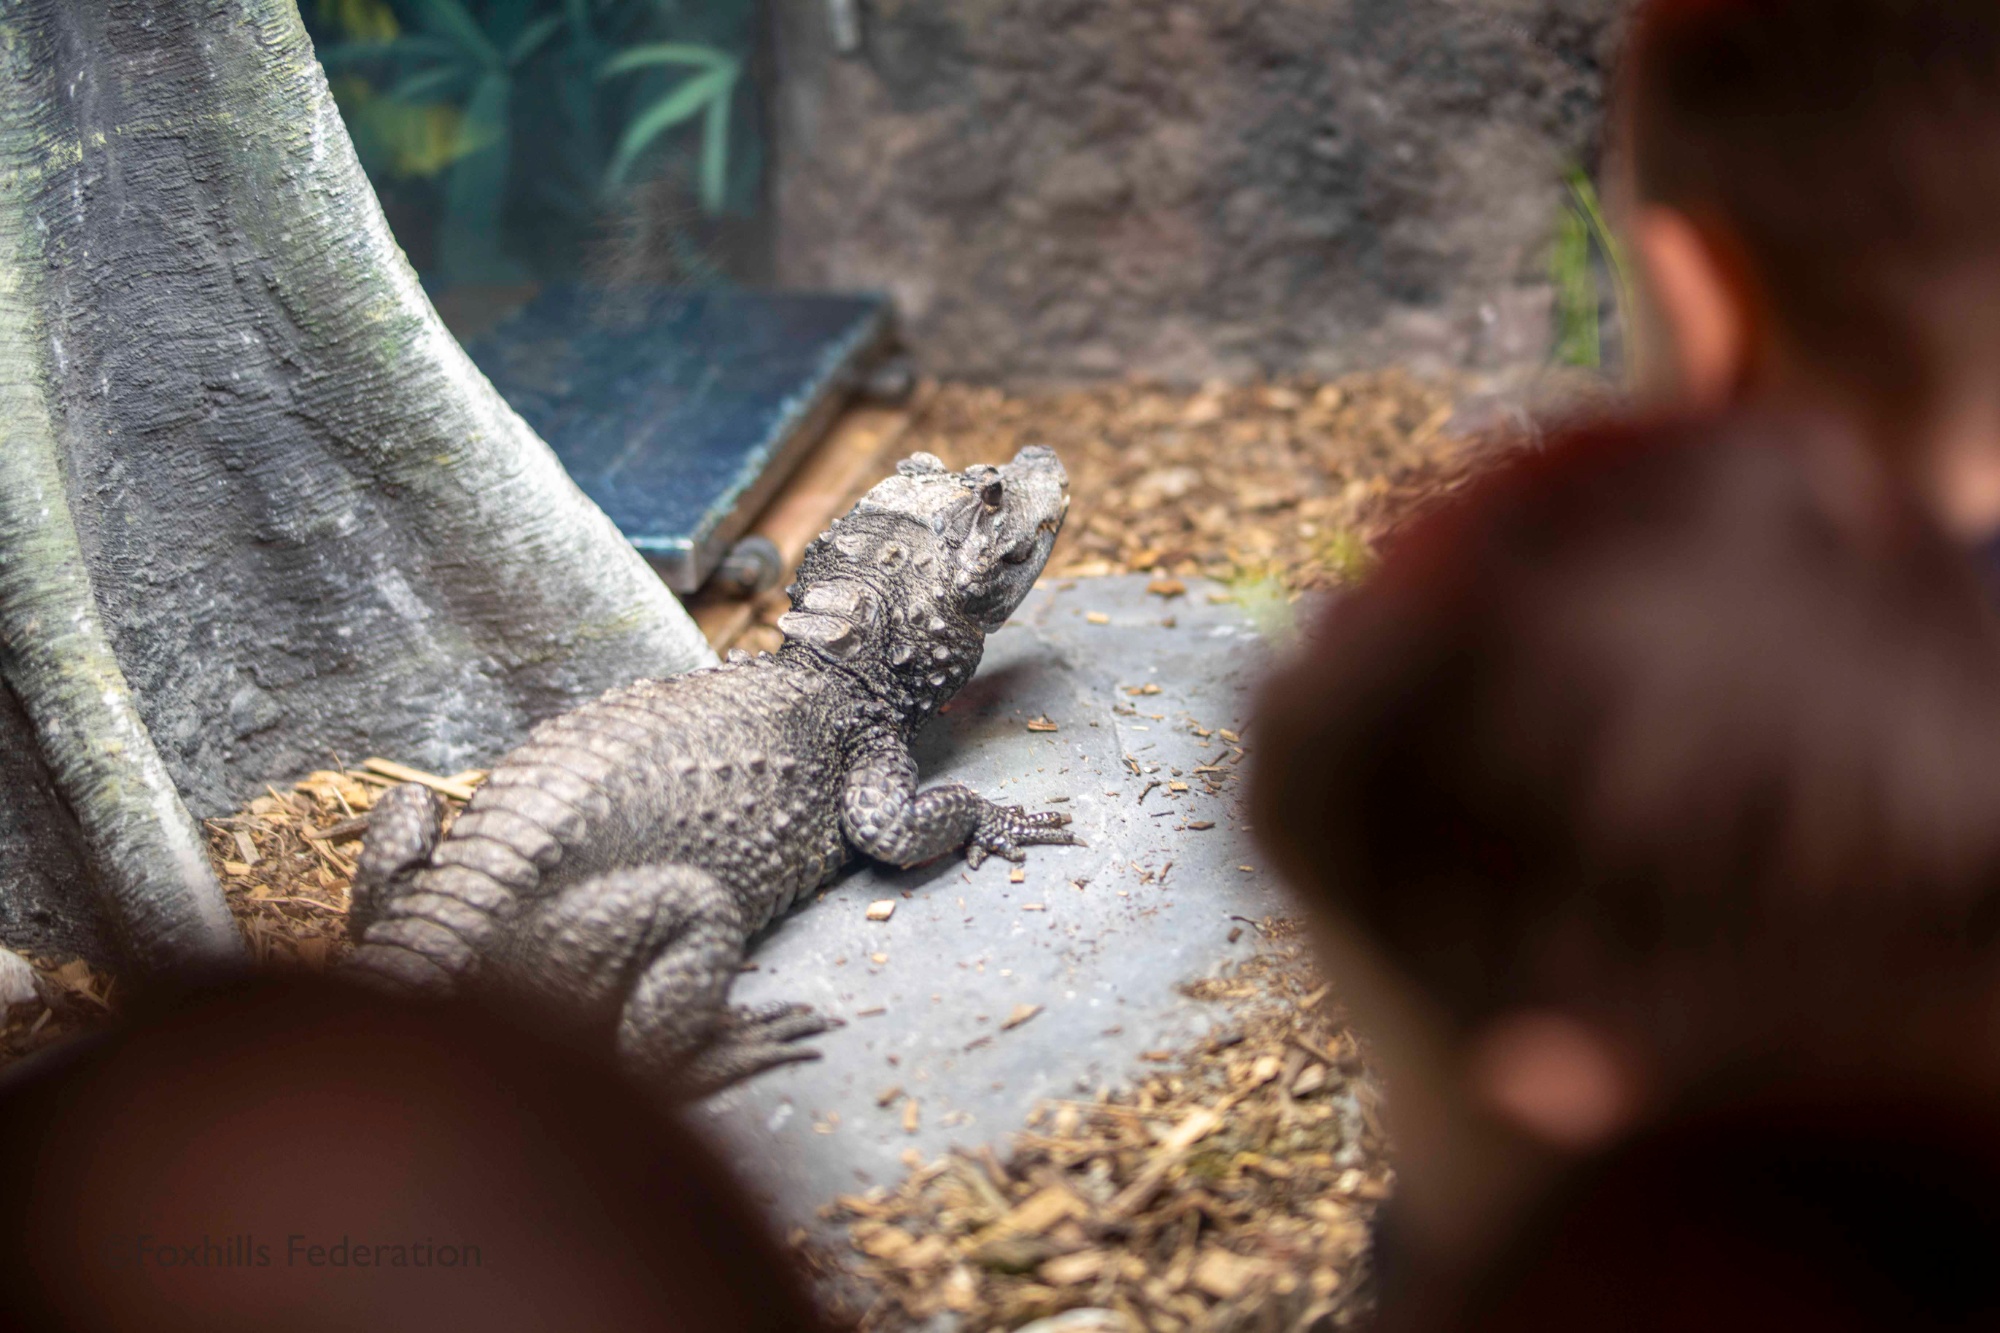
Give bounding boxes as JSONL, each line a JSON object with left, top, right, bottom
{"left": 769, "top": 0, "right": 1630, "bottom": 384}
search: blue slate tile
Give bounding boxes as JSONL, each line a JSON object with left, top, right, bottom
{"left": 466, "top": 286, "right": 892, "bottom": 591}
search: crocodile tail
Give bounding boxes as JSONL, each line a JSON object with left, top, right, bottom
{"left": 346, "top": 703, "right": 641, "bottom": 996}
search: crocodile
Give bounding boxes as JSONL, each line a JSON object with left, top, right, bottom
{"left": 346, "top": 447, "right": 1077, "bottom": 1093}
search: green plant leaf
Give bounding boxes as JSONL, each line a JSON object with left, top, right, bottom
{"left": 359, "top": 98, "right": 491, "bottom": 179}
{"left": 484, "top": 0, "right": 539, "bottom": 50}
{"left": 1564, "top": 167, "right": 1633, "bottom": 359}
{"left": 700, "top": 79, "right": 731, "bottom": 214}
{"left": 1319, "top": 529, "right": 1377, "bottom": 586}
{"left": 1551, "top": 203, "right": 1601, "bottom": 370}
{"left": 405, "top": 0, "right": 502, "bottom": 69}
{"left": 318, "top": 0, "right": 400, "bottom": 43}
{"left": 316, "top": 35, "right": 459, "bottom": 68}
{"left": 507, "top": 14, "right": 565, "bottom": 66}
{"left": 1225, "top": 573, "right": 1299, "bottom": 644}
{"left": 598, "top": 43, "right": 734, "bottom": 79}
{"left": 327, "top": 0, "right": 757, "bottom": 281}
{"left": 439, "top": 71, "right": 523, "bottom": 282}
{"left": 385, "top": 65, "right": 469, "bottom": 104}
{"left": 603, "top": 62, "right": 738, "bottom": 190}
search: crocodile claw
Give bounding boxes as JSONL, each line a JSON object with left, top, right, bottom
{"left": 680, "top": 1002, "right": 835, "bottom": 1096}
{"left": 966, "top": 803, "right": 1082, "bottom": 868}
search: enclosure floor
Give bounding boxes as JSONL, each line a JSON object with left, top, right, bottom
{"left": 706, "top": 574, "right": 1276, "bottom": 1201}
{"left": 0, "top": 572, "right": 1388, "bottom": 1332}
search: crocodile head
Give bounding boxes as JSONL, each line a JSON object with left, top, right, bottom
{"left": 875, "top": 445, "right": 1070, "bottom": 631}
{"left": 779, "top": 447, "right": 1069, "bottom": 676}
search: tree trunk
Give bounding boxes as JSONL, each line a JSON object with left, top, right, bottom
{"left": 0, "top": 0, "right": 716, "bottom": 972}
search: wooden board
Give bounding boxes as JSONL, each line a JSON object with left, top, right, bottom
{"left": 688, "top": 405, "right": 912, "bottom": 651}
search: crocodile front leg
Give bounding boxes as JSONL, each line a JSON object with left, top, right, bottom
{"left": 841, "top": 736, "right": 1077, "bottom": 870}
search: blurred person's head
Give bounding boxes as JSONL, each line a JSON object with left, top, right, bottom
{"left": 1252, "top": 413, "right": 2000, "bottom": 1292}
{"left": 1619, "top": 0, "right": 2000, "bottom": 537}
{"left": 1445, "top": 1090, "right": 2000, "bottom": 1331}
{"left": 0, "top": 976, "right": 832, "bottom": 1333}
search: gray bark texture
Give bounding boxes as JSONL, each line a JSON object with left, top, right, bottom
{"left": 0, "top": 0, "right": 716, "bottom": 971}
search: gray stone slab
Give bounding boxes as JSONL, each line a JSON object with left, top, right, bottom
{"left": 465, "top": 287, "right": 892, "bottom": 592}
{"left": 699, "top": 575, "right": 1296, "bottom": 1232}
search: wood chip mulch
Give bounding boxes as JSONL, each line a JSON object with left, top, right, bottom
{"left": 0, "top": 759, "right": 479, "bottom": 1074}
{"left": 721, "top": 373, "right": 1520, "bottom": 655}
{"left": 816, "top": 926, "right": 1392, "bottom": 1333}
{"left": 0, "top": 952, "right": 118, "bottom": 1069}
{"left": 203, "top": 759, "right": 481, "bottom": 971}
{"left": 2, "top": 379, "right": 1460, "bottom": 1327}
{"left": 911, "top": 373, "right": 1511, "bottom": 591}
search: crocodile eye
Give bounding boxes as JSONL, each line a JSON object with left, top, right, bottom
{"left": 980, "top": 478, "right": 1004, "bottom": 510}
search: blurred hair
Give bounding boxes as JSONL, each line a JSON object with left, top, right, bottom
{"left": 1453, "top": 1089, "right": 2000, "bottom": 1331}
{"left": 1251, "top": 413, "right": 2000, "bottom": 1079}
{"left": 1622, "top": 0, "right": 2000, "bottom": 435}
{"left": 0, "top": 976, "right": 832, "bottom": 1333}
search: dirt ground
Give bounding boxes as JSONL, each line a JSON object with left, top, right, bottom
{"left": 0, "top": 372, "right": 1522, "bottom": 1331}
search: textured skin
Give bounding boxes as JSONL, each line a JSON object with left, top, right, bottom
{"left": 348, "top": 448, "right": 1075, "bottom": 1094}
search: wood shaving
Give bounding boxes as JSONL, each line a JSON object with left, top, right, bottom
{"left": 211, "top": 765, "right": 479, "bottom": 973}
{"left": 361, "top": 757, "right": 482, "bottom": 802}
{"left": 908, "top": 374, "right": 1514, "bottom": 592}
{"left": 820, "top": 927, "right": 1391, "bottom": 1331}
{"left": 1000, "top": 1003, "right": 1042, "bottom": 1031}
{"left": 1, "top": 761, "right": 479, "bottom": 1073}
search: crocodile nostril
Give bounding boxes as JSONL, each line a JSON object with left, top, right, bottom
{"left": 981, "top": 478, "right": 1004, "bottom": 509}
